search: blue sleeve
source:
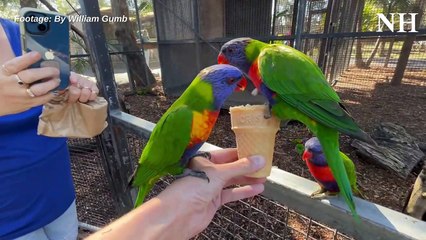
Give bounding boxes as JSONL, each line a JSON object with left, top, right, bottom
{"left": 0, "top": 18, "right": 22, "bottom": 57}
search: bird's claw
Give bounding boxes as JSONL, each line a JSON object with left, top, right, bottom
{"left": 251, "top": 88, "right": 259, "bottom": 96}
{"left": 310, "top": 189, "right": 338, "bottom": 199}
{"left": 190, "top": 151, "right": 212, "bottom": 160}
{"left": 176, "top": 169, "right": 210, "bottom": 183}
{"left": 264, "top": 102, "right": 272, "bottom": 119}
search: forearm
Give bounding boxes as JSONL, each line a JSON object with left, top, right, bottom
{"left": 86, "top": 194, "right": 193, "bottom": 240}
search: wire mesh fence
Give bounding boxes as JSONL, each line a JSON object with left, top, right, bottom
{"left": 69, "top": 138, "right": 119, "bottom": 227}
{"left": 69, "top": 134, "right": 356, "bottom": 239}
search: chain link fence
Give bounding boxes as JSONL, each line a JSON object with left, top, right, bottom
{"left": 69, "top": 135, "right": 354, "bottom": 240}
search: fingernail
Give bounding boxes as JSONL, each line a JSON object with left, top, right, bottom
{"left": 249, "top": 155, "right": 265, "bottom": 169}
{"left": 29, "top": 51, "right": 39, "bottom": 57}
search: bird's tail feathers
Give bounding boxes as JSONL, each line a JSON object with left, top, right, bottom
{"left": 134, "top": 182, "right": 155, "bottom": 208}
{"left": 316, "top": 129, "right": 358, "bottom": 219}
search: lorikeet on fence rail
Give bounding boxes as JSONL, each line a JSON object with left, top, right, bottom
{"left": 131, "top": 64, "right": 247, "bottom": 207}
{"left": 296, "top": 137, "right": 364, "bottom": 199}
{"left": 218, "top": 38, "right": 374, "bottom": 217}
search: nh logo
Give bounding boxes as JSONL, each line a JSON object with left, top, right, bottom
{"left": 377, "top": 13, "right": 418, "bottom": 32}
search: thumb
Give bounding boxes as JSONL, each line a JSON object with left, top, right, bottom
{"left": 69, "top": 72, "right": 78, "bottom": 85}
{"left": 218, "top": 155, "right": 265, "bottom": 181}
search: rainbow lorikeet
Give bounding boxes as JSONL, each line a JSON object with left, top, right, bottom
{"left": 295, "top": 137, "right": 364, "bottom": 198}
{"left": 131, "top": 64, "right": 247, "bottom": 207}
{"left": 218, "top": 38, "right": 374, "bottom": 217}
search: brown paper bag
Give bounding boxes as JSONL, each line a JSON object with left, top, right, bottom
{"left": 37, "top": 92, "right": 108, "bottom": 138}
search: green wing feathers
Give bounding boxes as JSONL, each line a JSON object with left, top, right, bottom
{"left": 258, "top": 45, "right": 373, "bottom": 144}
{"left": 131, "top": 106, "right": 193, "bottom": 206}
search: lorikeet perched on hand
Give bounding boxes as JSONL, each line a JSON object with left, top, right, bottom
{"left": 218, "top": 38, "right": 374, "bottom": 217}
{"left": 131, "top": 64, "right": 247, "bottom": 207}
{"left": 296, "top": 137, "right": 364, "bottom": 198}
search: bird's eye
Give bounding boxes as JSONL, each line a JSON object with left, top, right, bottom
{"left": 227, "top": 78, "right": 235, "bottom": 85}
{"left": 228, "top": 48, "right": 233, "bottom": 53}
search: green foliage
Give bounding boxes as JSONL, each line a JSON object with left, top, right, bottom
{"left": 362, "top": 0, "right": 415, "bottom": 31}
{"left": 0, "top": 0, "right": 21, "bottom": 19}
{"left": 363, "top": 0, "right": 383, "bottom": 31}
{"left": 71, "top": 57, "right": 90, "bottom": 74}
{"left": 139, "top": 1, "right": 153, "bottom": 15}
{"left": 70, "top": 32, "right": 90, "bottom": 73}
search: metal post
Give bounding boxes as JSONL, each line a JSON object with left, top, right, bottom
{"left": 294, "top": 0, "right": 307, "bottom": 50}
{"left": 318, "top": 0, "right": 334, "bottom": 71}
{"left": 79, "top": 0, "right": 134, "bottom": 214}
{"left": 193, "top": 0, "right": 201, "bottom": 71}
{"left": 271, "top": 0, "right": 278, "bottom": 36}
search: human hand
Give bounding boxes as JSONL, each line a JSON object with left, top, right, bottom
{"left": 0, "top": 51, "right": 60, "bottom": 116}
{"left": 86, "top": 148, "right": 266, "bottom": 240}
{"left": 152, "top": 148, "right": 266, "bottom": 239}
{"left": 67, "top": 72, "right": 99, "bottom": 103}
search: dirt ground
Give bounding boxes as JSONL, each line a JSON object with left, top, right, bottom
{"left": 121, "top": 66, "right": 425, "bottom": 213}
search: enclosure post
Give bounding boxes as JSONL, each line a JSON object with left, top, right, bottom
{"left": 294, "top": 0, "right": 307, "bottom": 50}
{"left": 271, "top": 0, "right": 278, "bottom": 36}
{"left": 79, "top": 0, "right": 134, "bottom": 214}
{"left": 317, "top": 0, "right": 334, "bottom": 72}
{"left": 193, "top": 0, "right": 201, "bottom": 72}
{"left": 133, "top": 0, "right": 150, "bottom": 86}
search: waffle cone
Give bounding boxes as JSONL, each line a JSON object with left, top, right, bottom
{"left": 230, "top": 105, "right": 280, "bottom": 178}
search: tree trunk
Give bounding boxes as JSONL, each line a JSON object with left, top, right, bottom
{"left": 20, "top": 0, "right": 36, "bottom": 7}
{"left": 384, "top": 38, "right": 394, "bottom": 68}
{"left": 355, "top": 0, "right": 366, "bottom": 68}
{"left": 111, "top": 0, "right": 155, "bottom": 91}
{"left": 390, "top": 0, "right": 424, "bottom": 86}
{"left": 379, "top": 40, "right": 386, "bottom": 57}
{"left": 365, "top": 37, "right": 381, "bottom": 67}
{"left": 351, "top": 122, "right": 425, "bottom": 179}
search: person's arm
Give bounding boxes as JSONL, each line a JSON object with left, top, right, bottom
{"left": 86, "top": 149, "right": 266, "bottom": 240}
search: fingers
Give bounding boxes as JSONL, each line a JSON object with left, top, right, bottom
{"left": 68, "top": 72, "right": 99, "bottom": 103}
{"left": 209, "top": 148, "right": 238, "bottom": 164}
{"left": 18, "top": 67, "right": 60, "bottom": 85}
{"left": 67, "top": 85, "right": 81, "bottom": 103}
{"left": 28, "top": 78, "right": 61, "bottom": 96}
{"left": 221, "top": 184, "right": 265, "bottom": 205}
{"left": 31, "top": 92, "right": 55, "bottom": 107}
{"left": 216, "top": 155, "right": 266, "bottom": 182}
{"left": 1, "top": 52, "right": 41, "bottom": 75}
{"left": 225, "top": 176, "right": 266, "bottom": 188}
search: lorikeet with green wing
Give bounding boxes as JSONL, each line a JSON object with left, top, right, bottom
{"left": 295, "top": 137, "right": 364, "bottom": 198}
{"left": 131, "top": 64, "right": 247, "bottom": 207}
{"left": 218, "top": 38, "right": 374, "bottom": 217}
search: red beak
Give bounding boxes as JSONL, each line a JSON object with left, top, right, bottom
{"left": 235, "top": 77, "right": 247, "bottom": 92}
{"left": 217, "top": 53, "right": 229, "bottom": 64}
{"left": 302, "top": 150, "right": 312, "bottom": 161}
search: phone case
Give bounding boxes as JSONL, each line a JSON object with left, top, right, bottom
{"left": 19, "top": 7, "right": 70, "bottom": 91}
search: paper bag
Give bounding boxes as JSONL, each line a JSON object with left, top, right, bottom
{"left": 37, "top": 92, "right": 108, "bottom": 138}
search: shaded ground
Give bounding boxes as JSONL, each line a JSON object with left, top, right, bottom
{"left": 122, "top": 66, "right": 426, "bottom": 212}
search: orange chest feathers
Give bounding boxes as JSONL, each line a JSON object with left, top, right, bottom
{"left": 189, "top": 110, "right": 219, "bottom": 146}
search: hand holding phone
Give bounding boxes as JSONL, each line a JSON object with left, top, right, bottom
{"left": 19, "top": 7, "right": 70, "bottom": 91}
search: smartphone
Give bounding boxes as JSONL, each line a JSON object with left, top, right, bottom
{"left": 19, "top": 7, "right": 70, "bottom": 91}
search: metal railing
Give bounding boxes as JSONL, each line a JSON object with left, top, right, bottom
{"left": 112, "top": 112, "right": 426, "bottom": 240}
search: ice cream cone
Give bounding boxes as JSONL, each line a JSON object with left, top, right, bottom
{"left": 230, "top": 104, "right": 281, "bottom": 178}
